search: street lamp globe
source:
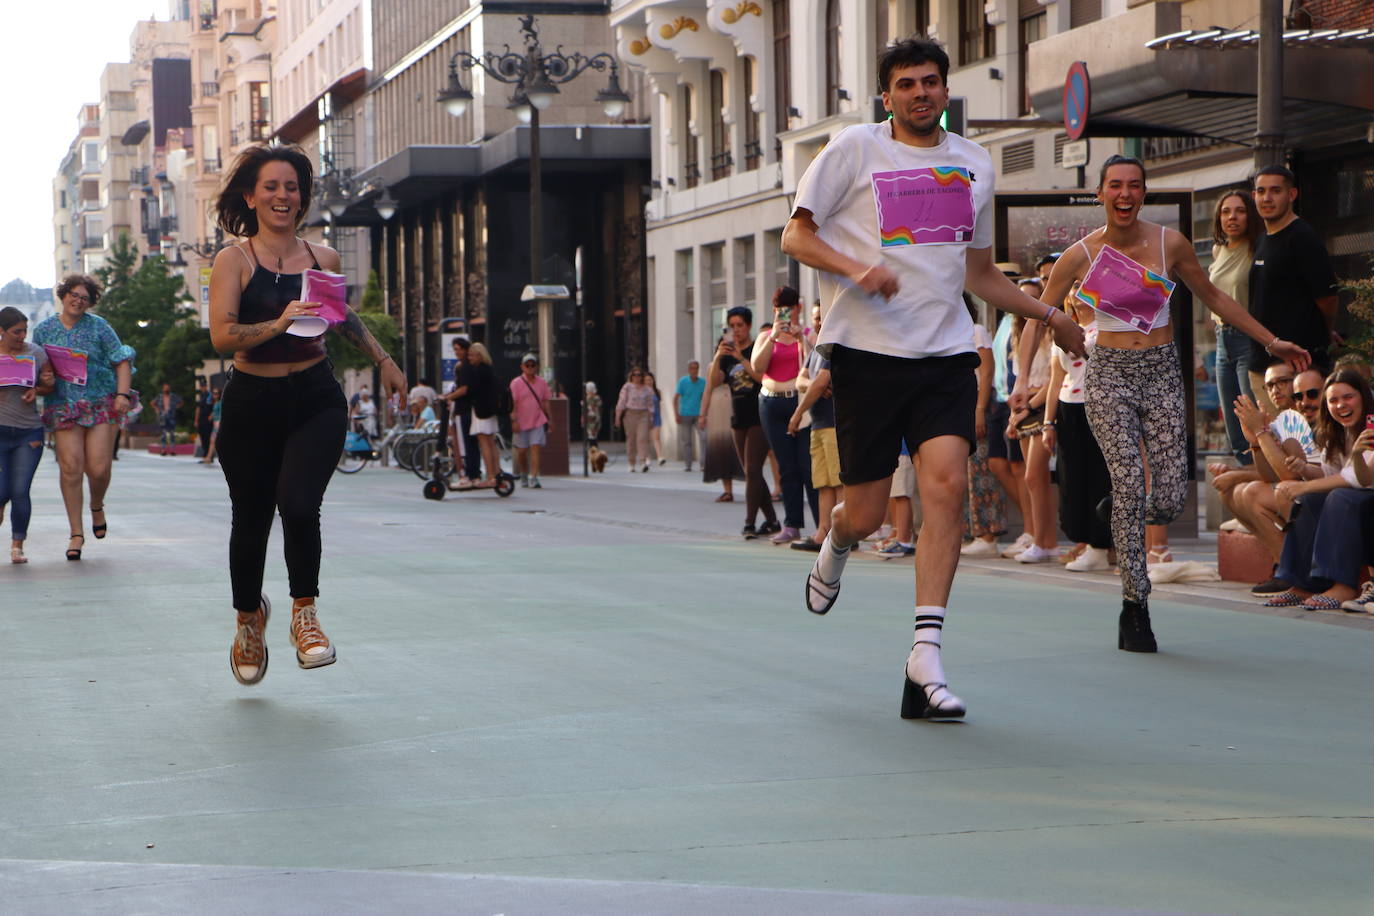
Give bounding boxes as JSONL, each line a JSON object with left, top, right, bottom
{"left": 508, "top": 93, "right": 533, "bottom": 125}
{"left": 524, "top": 71, "right": 559, "bottom": 111}
{"left": 596, "top": 70, "right": 631, "bottom": 119}
{"left": 438, "top": 71, "right": 474, "bottom": 119}
{"left": 374, "top": 190, "right": 398, "bottom": 221}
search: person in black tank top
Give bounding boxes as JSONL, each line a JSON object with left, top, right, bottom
{"left": 208, "top": 144, "right": 406, "bottom": 687}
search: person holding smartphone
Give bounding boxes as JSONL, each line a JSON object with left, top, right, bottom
{"left": 753, "top": 286, "right": 817, "bottom": 545}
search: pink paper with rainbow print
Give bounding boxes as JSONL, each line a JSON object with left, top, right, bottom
{"left": 1074, "top": 245, "right": 1175, "bottom": 334}
{"left": 42, "top": 345, "right": 89, "bottom": 385}
{"left": 0, "top": 352, "right": 37, "bottom": 387}
{"left": 870, "top": 167, "right": 975, "bottom": 247}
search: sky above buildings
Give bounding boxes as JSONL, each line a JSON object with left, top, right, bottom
{"left": 2, "top": 1, "right": 167, "bottom": 289}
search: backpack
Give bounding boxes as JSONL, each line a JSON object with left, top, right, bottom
{"left": 495, "top": 382, "right": 514, "bottom": 416}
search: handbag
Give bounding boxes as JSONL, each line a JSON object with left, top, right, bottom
{"left": 1014, "top": 405, "right": 1046, "bottom": 438}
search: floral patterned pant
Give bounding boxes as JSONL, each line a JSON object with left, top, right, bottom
{"left": 1084, "top": 342, "right": 1189, "bottom": 602}
{"left": 966, "top": 421, "right": 1003, "bottom": 538}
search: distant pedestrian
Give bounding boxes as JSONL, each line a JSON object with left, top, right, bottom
{"left": 645, "top": 371, "right": 667, "bottom": 466}
{"left": 154, "top": 383, "right": 182, "bottom": 455}
{"left": 203, "top": 386, "right": 223, "bottom": 465}
{"left": 699, "top": 378, "right": 741, "bottom": 502}
{"left": 194, "top": 377, "right": 214, "bottom": 459}
{"left": 510, "top": 353, "right": 551, "bottom": 488}
{"left": 442, "top": 337, "right": 481, "bottom": 480}
{"left": 673, "top": 361, "right": 706, "bottom": 471}
{"left": 0, "top": 307, "right": 55, "bottom": 564}
{"left": 32, "top": 274, "right": 137, "bottom": 562}
{"left": 1249, "top": 165, "right": 1339, "bottom": 406}
{"left": 582, "top": 381, "right": 602, "bottom": 446}
{"left": 450, "top": 342, "right": 502, "bottom": 486}
{"left": 350, "top": 386, "right": 378, "bottom": 437}
{"left": 614, "top": 367, "right": 654, "bottom": 472}
{"left": 208, "top": 143, "right": 406, "bottom": 685}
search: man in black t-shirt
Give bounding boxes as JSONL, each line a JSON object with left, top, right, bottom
{"left": 1248, "top": 165, "right": 1338, "bottom": 407}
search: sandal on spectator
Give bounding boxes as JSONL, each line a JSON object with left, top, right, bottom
{"left": 1263, "top": 590, "right": 1307, "bottom": 607}
{"left": 1301, "top": 595, "right": 1343, "bottom": 611}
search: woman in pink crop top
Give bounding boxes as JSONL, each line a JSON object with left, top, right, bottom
{"left": 1010, "top": 154, "right": 1309, "bottom": 655}
{"left": 208, "top": 144, "right": 406, "bottom": 687}
{"left": 752, "top": 286, "right": 817, "bottom": 544}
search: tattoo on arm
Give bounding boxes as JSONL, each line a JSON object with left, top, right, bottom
{"left": 338, "top": 308, "right": 384, "bottom": 361}
{"left": 228, "top": 321, "right": 279, "bottom": 347}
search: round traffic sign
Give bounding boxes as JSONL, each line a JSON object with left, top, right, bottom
{"left": 1063, "top": 61, "right": 1091, "bottom": 141}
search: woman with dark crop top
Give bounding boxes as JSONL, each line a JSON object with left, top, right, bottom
{"left": 1012, "top": 155, "right": 1308, "bottom": 655}
{"left": 208, "top": 145, "right": 406, "bottom": 686}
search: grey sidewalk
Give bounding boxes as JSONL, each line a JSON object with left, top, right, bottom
{"left": 2, "top": 450, "right": 1371, "bottom": 915}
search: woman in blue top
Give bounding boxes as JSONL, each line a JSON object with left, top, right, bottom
{"left": 31, "top": 274, "right": 136, "bottom": 560}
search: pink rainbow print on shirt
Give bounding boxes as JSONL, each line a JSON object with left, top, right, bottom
{"left": 42, "top": 345, "right": 89, "bottom": 385}
{"left": 871, "top": 167, "right": 975, "bottom": 247}
{"left": 0, "top": 352, "right": 37, "bottom": 387}
{"left": 1074, "top": 245, "right": 1176, "bottom": 333}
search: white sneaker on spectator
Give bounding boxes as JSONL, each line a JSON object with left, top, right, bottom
{"left": 1219, "top": 518, "right": 1249, "bottom": 533}
{"left": 960, "top": 538, "right": 999, "bottom": 558}
{"left": 1341, "top": 580, "right": 1374, "bottom": 613}
{"left": 1065, "top": 546, "right": 1112, "bottom": 572}
{"left": 1015, "top": 544, "right": 1057, "bottom": 564}
{"left": 1000, "top": 533, "right": 1033, "bottom": 558}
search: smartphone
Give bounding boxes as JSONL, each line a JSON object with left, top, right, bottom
{"left": 1366, "top": 414, "right": 1374, "bottom": 431}
{"left": 774, "top": 306, "right": 793, "bottom": 333}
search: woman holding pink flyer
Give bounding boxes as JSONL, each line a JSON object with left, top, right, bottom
{"left": 208, "top": 145, "right": 406, "bottom": 687}
{"left": 0, "top": 307, "right": 55, "bottom": 564}
{"left": 1012, "top": 155, "right": 1309, "bottom": 654}
{"left": 31, "top": 275, "right": 137, "bottom": 561}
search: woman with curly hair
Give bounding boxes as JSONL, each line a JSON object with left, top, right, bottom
{"left": 32, "top": 274, "right": 137, "bottom": 561}
{"left": 208, "top": 144, "right": 406, "bottom": 686}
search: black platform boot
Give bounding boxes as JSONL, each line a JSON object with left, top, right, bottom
{"left": 1119, "top": 599, "right": 1157, "bottom": 653}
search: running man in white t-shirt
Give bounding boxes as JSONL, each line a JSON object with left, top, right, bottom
{"left": 785, "top": 39, "right": 1087, "bottom": 721}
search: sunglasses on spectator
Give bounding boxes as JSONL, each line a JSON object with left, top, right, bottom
{"left": 1296, "top": 388, "right": 1322, "bottom": 400}
{"left": 1263, "top": 378, "right": 1294, "bottom": 389}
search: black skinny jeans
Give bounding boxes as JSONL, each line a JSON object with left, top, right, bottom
{"left": 217, "top": 360, "right": 346, "bottom": 612}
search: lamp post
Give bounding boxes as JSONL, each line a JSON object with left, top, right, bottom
{"left": 437, "top": 13, "right": 629, "bottom": 373}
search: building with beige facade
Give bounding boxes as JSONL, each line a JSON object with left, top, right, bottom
{"left": 615, "top": 0, "right": 1374, "bottom": 458}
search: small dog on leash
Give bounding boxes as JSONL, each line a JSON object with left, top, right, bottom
{"left": 588, "top": 444, "right": 608, "bottom": 473}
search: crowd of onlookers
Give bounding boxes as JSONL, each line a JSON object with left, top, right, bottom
{"left": 626, "top": 168, "right": 1373, "bottom": 615}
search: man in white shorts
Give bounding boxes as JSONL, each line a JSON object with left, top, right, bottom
{"left": 785, "top": 38, "right": 1086, "bottom": 720}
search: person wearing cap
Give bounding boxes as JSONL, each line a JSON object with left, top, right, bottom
{"left": 510, "top": 354, "right": 552, "bottom": 487}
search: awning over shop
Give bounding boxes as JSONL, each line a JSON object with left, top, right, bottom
{"left": 331, "top": 124, "right": 650, "bottom": 226}
{"left": 1028, "top": 4, "right": 1374, "bottom": 148}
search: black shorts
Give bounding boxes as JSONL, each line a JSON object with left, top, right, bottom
{"left": 985, "top": 401, "right": 1024, "bottom": 463}
{"left": 830, "top": 345, "right": 980, "bottom": 486}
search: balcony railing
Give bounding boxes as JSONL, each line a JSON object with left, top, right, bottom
{"left": 709, "top": 151, "right": 733, "bottom": 182}
{"left": 249, "top": 119, "right": 270, "bottom": 142}
{"left": 200, "top": 81, "right": 220, "bottom": 98}
{"left": 202, "top": 157, "right": 221, "bottom": 174}
{"left": 160, "top": 215, "right": 178, "bottom": 235}
{"left": 130, "top": 166, "right": 150, "bottom": 186}
{"left": 743, "top": 141, "right": 762, "bottom": 172}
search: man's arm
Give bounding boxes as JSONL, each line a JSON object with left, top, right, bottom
{"left": 781, "top": 210, "right": 899, "bottom": 299}
{"left": 967, "top": 247, "right": 1086, "bottom": 377}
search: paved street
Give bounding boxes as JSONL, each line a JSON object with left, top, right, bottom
{"left": 2, "top": 448, "right": 1372, "bottom": 915}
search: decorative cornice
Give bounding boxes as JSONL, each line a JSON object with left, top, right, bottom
{"left": 658, "top": 16, "right": 699, "bottom": 40}
{"left": 720, "top": 1, "right": 762, "bottom": 24}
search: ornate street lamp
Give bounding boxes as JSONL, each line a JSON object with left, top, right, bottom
{"left": 437, "top": 13, "right": 630, "bottom": 374}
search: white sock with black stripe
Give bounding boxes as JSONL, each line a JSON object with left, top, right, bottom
{"left": 907, "top": 606, "right": 962, "bottom": 711}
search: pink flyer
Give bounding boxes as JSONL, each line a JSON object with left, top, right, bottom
{"left": 288, "top": 269, "right": 349, "bottom": 338}
{"left": 870, "top": 167, "right": 975, "bottom": 247}
{"left": 43, "top": 345, "right": 89, "bottom": 385}
{"left": 0, "top": 352, "right": 37, "bottom": 387}
{"left": 1074, "top": 245, "right": 1175, "bottom": 333}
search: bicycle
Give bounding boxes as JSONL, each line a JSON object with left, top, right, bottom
{"left": 336, "top": 421, "right": 407, "bottom": 474}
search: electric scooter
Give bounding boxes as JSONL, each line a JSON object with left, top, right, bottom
{"left": 421, "top": 399, "right": 516, "bottom": 499}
